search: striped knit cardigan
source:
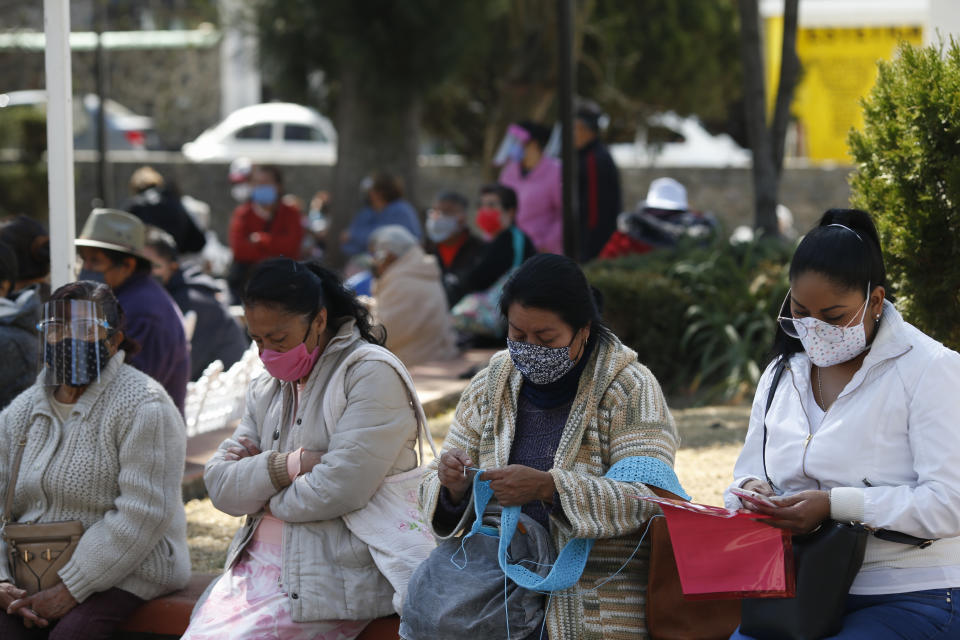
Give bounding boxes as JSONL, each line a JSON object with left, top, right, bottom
{"left": 419, "top": 334, "right": 680, "bottom": 639}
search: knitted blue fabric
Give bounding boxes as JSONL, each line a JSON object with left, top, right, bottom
{"left": 465, "top": 456, "right": 689, "bottom": 592}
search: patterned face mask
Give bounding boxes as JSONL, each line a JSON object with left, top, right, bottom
{"left": 507, "top": 337, "right": 580, "bottom": 385}
{"left": 778, "top": 284, "right": 872, "bottom": 368}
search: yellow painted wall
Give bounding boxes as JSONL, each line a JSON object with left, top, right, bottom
{"left": 765, "top": 18, "right": 923, "bottom": 162}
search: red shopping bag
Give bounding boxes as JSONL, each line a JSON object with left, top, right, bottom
{"left": 638, "top": 497, "right": 794, "bottom": 600}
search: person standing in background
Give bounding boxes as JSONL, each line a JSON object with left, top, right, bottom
{"left": 227, "top": 165, "right": 303, "bottom": 303}
{"left": 498, "top": 121, "right": 563, "bottom": 255}
{"left": 575, "top": 105, "right": 622, "bottom": 262}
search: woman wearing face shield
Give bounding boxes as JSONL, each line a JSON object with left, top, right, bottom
{"left": 184, "top": 258, "right": 422, "bottom": 639}
{"left": 415, "top": 254, "right": 684, "bottom": 639}
{"left": 725, "top": 209, "right": 960, "bottom": 639}
{"left": 0, "top": 281, "right": 190, "bottom": 639}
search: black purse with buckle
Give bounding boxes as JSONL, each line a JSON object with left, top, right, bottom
{"left": 739, "top": 359, "right": 936, "bottom": 640}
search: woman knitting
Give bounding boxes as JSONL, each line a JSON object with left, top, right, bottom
{"left": 417, "top": 254, "right": 683, "bottom": 639}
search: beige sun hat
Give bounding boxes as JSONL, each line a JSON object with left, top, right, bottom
{"left": 75, "top": 208, "right": 147, "bottom": 259}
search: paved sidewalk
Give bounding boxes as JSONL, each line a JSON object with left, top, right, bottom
{"left": 182, "top": 348, "right": 498, "bottom": 498}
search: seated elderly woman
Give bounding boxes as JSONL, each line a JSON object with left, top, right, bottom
{"left": 0, "top": 281, "right": 190, "bottom": 640}
{"left": 369, "top": 225, "right": 458, "bottom": 367}
{"left": 414, "top": 254, "right": 684, "bottom": 639}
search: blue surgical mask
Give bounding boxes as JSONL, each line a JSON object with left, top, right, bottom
{"left": 77, "top": 269, "right": 107, "bottom": 284}
{"left": 426, "top": 216, "right": 461, "bottom": 244}
{"left": 251, "top": 184, "right": 278, "bottom": 206}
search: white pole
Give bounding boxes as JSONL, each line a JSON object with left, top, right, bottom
{"left": 44, "top": 0, "right": 76, "bottom": 291}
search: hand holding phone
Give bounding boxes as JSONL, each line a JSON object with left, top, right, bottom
{"left": 731, "top": 487, "right": 778, "bottom": 509}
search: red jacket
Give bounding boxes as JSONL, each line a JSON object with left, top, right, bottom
{"left": 228, "top": 201, "right": 303, "bottom": 264}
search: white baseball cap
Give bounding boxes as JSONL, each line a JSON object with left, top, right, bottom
{"left": 228, "top": 157, "right": 253, "bottom": 184}
{"left": 643, "top": 177, "right": 688, "bottom": 212}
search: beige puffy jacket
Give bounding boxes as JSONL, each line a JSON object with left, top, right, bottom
{"left": 204, "top": 320, "right": 418, "bottom": 622}
{"left": 372, "top": 246, "right": 458, "bottom": 368}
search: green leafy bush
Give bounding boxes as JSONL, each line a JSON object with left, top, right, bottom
{"left": 585, "top": 239, "right": 790, "bottom": 403}
{"left": 849, "top": 39, "right": 960, "bottom": 350}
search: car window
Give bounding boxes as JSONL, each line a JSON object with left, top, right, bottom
{"left": 283, "top": 124, "right": 327, "bottom": 142}
{"left": 234, "top": 123, "right": 272, "bottom": 140}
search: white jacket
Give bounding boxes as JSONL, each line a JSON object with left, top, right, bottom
{"left": 372, "top": 246, "right": 458, "bottom": 368}
{"left": 725, "top": 301, "right": 960, "bottom": 594}
{"left": 203, "top": 320, "right": 418, "bottom": 621}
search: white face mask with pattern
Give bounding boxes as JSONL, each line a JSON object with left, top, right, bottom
{"left": 778, "top": 284, "right": 872, "bottom": 368}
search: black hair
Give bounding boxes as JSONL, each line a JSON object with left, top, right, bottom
{"left": 770, "top": 208, "right": 889, "bottom": 362}
{"left": 102, "top": 247, "right": 153, "bottom": 274}
{"left": 370, "top": 172, "right": 404, "bottom": 203}
{"left": 49, "top": 280, "right": 140, "bottom": 355}
{"left": 0, "top": 241, "right": 17, "bottom": 290}
{"left": 436, "top": 191, "right": 468, "bottom": 211}
{"left": 145, "top": 227, "right": 179, "bottom": 263}
{"left": 499, "top": 254, "right": 612, "bottom": 342}
{"left": 253, "top": 164, "right": 284, "bottom": 188}
{"left": 575, "top": 106, "right": 601, "bottom": 132}
{"left": 0, "top": 214, "right": 49, "bottom": 281}
{"left": 480, "top": 183, "right": 518, "bottom": 213}
{"left": 517, "top": 120, "right": 552, "bottom": 150}
{"left": 243, "top": 258, "right": 386, "bottom": 346}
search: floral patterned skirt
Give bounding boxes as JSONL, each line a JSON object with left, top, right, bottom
{"left": 182, "top": 540, "right": 372, "bottom": 640}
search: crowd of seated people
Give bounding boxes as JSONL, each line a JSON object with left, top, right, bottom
{"left": 2, "top": 140, "right": 957, "bottom": 640}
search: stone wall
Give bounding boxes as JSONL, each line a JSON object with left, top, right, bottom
{"left": 0, "top": 42, "right": 221, "bottom": 149}
{"left": 71, "top": 159, "right": 853, "bottom": 241}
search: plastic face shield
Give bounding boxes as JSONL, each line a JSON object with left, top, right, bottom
{"left": 37, "top": 300, "right": 112, "bottom": 386}
{"left": 492, "top": 123, "right": 532, "bottom": 167}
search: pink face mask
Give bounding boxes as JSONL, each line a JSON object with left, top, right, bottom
{"left": 260, "top": 341, "right": 321, "bottom": 382}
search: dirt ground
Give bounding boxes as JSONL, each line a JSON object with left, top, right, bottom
{"left": 186, "top": 405, "right": 751, "bottom": 573}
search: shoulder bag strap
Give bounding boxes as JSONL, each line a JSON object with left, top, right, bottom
{"left": 510, "top": 226, "right": 525, "bottom": 270}
{"left": 2, "top": 436, "right": 27, "bottom": 527}
{"left": 761, "top": 358, "right": 787, "bottom": 488}
{"left": 759, "top": 358, "right": 935, "bottom": 549}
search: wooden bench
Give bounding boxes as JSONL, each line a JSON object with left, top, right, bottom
{"left": 115, "top": 573, "right": 401, "bottom": 639}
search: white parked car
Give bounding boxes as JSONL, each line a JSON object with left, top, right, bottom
{"left": 610, "top": 111, "right": 751, "bottom": 168}
{"left": 181, "top": 102, "right": 337, "bottom": 164}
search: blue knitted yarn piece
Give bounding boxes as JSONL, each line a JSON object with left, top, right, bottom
{"left": 467, "top": 456, "right": 689, "bottom": 592}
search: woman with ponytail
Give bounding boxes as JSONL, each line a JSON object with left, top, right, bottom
{"left": 410, "top": 254, "right": 684, "bottom": 639}
{"left": 726, "top": 209, "right": 960, "bottom": 638}
{"left": 184, "top": 258, "right": 423, "bottom": 639}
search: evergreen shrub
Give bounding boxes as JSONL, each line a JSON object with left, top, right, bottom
{"left": 849, "top": 39, "right": 960, "bottom": 350}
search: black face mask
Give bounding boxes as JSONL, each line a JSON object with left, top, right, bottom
{"left": 43, "top": 339, "right": 111, "bottom": 387}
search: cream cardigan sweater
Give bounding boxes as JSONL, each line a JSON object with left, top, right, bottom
{"left": 420, "top": 335, "right": 681, "bottom": 639}
{"left": 0, "top": 352, "right": 190, "bottom": 603}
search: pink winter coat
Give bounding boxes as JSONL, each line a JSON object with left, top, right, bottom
{"left": 499, "top": 157, "right": 563, "bottom": 254}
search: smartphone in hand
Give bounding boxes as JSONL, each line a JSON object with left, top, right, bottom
{"left": 731, "top": 487, "right": 778, "bottom": 509}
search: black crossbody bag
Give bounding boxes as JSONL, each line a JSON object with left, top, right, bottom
{"left": 740, "top": 358, "right": 936, "bottom": 640}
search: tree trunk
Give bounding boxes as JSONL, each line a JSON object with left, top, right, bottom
{"left": 326, "top": 60, "right": 421, "bottom": 269}
{"left": 771, "top": 0, "right": 800, "bottom": 176}
{"left": 738, "top": 0, "right": 778, "bottom": 237}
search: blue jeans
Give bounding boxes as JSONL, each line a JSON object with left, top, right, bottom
{"left": 731, "top": 588, "right": 958, "bottom": 639}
